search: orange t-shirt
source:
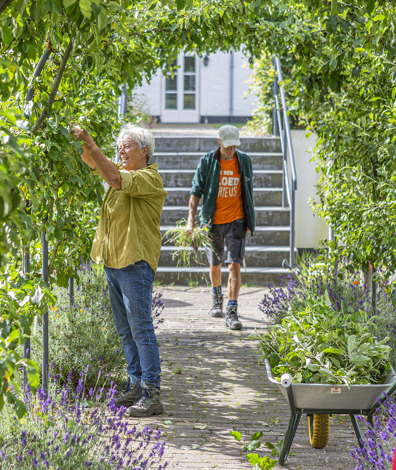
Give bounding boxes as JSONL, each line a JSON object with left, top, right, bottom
{"left": 213, "top": 156, "right": 245, "bottom": 224}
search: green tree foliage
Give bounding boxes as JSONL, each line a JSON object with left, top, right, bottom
{"left": 250, "top": 0, "right": 396, "bottom": 275}
{"left": 0, "top": 0, "right": 278, "bottom": 414}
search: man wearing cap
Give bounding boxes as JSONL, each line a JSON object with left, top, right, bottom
{"left": 187, "top": 125, "right": 255, "bottom": 330}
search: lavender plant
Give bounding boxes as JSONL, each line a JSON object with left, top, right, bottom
{"left": 350, "top": 395, "right": 396, "bottom": 470}
{"left": 0, "top": 370, "right": 168, "bottom": 470}
{"left": 259, "top": 252, "right": 372, "bottom": 324}
{"left": 31, "top": 262, "right": 165, "bottom": 389}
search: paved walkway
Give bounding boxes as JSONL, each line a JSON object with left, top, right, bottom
{"left": 126, "top": 286, "right": 359, "bottom": 469}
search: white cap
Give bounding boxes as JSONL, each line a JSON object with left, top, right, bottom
{"left": 218, "top": 125, "right": 240, "bottom": 148}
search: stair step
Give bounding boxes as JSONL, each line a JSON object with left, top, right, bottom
{"left": 159, "top": 246, "right": 292, "bottom": 267}
{"left": 155, "top": 136, "right": 281, "bottom": 153}
{"left": 155, "top": 266, "right": 290, "bottom": 286}
{"left": 161, "top": 225, "right": 290, "bottom": 246}
{"left": 152, "top": 152, "right": 282, "bottom": 170}
{"left": 159, "top": 169, "right": 283, "bottom": 188}
{"left": 160, "top": 206, "right": 290, "bottom": 226}
{"left": 164, "top": 187, "right": 283, "bottom": 206}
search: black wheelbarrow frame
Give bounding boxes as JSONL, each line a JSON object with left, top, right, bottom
{"left": 265, "top": 358, "right": 396, "bottom": 466}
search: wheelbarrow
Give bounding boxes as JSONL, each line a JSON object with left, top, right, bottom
{"left": 265, "top": 358, "right": 396, "bottom": 466}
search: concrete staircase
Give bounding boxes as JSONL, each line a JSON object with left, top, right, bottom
{"left": 152, "top": 135, "right": 291, "bottom": 286}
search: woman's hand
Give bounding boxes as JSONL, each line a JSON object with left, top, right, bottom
{"left": 71, "top": 125, "right": 96, "bottom": 169}
{"left": 71, "top": 124, "right": 94, "bottom": 146}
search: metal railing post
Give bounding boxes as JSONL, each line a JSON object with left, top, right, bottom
{"left": 23, "top": 246, "right": 31, "bottom": 395}
{"left": 290, "top": 189, "right": 295, "bottom": 267}
{"left": 272, "top": 56, "right": 298, "bottom": 269}
{"left": 69, "top": 276, "right": 74, "bottom": 307}
{"left": 272, "top": 73, "right": 279, "bottom": 136}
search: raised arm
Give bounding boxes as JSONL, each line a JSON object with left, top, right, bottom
{"left": 72, "top": 125, "right": 121, "bottom": 189}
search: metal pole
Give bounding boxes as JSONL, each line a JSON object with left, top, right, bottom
{"left": 115, "top": 84, "right": 128, "bottom": 163}
{"left": 23, "top": 246, "right": 31, "bottom": 395}
{"left": 272, "top": 73, "right": 279, "bottom": 136}
{"left": 372, "top": 266, "right": 377, "bottom": 316}
{"left": 229, "top": 51, "right": 234, "bottom": 120}
{"left": 69, "top": 276, "right": 74, "bottom": 307}
{"left": 42, "top": 230, "right": 49, "bottom": 393}
{"left": 290, "top": 189, "right": 295, "bottom": 268}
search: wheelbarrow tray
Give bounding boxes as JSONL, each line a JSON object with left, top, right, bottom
{"left": 265, "top": 360, "right": 396, "bottom": 411}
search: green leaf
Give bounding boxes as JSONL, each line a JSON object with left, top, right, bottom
{"left": 251, "top": 431, "right": 263, "bottom": 441}
{"left": 351, "top": 354, "right": 371, "bottom": 367}
{"left": 26, "top": 361, "right": 40, "bottom": 391}
{"left": 322, "top": 347, "right": 344, "bottom": 355}
{"left": 63, "top": 0, "right": 78, "bottom": 7}
{"left": 2, "top": 25, "right": 13, "bottom": 47}
{"left": 230, "top": 430, "right": 242, "bottom": 441}
{"left": 244, "top": 440, "right": 261, "bottom": 452}
{"left": 97, "top": 9, "right": 107, "bottom": 32}
{"left": 176, "top": 0, "right": 186, "bottom": 9}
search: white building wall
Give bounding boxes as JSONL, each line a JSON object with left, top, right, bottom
{"left": 291, "top": 130, "right": 328, "bottom": 249}
{"left": 200, "top": 52, "right": 231, "bottom": 117}
{"left": 131, "top": 72, "right": 162, "bottom": 117}
{"left": 232, "top": 51, "right": 256, "bottom": 117}
{"left": 131, "top": 49, "right": 255, "bottom": 122}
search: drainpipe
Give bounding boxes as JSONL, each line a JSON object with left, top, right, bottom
{"left": 229, "top": 51, "right": 234, "bottom": 121}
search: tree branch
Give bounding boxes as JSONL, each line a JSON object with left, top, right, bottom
{"left": 0, "top": 0, "right": 15, "bottom": 16}
{"left": 32, "top": 37, "right": 74, "bottom": 135}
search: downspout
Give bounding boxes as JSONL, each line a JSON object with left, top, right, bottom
{"left": 229, "top": 51, "right": 234, "bottom": 121}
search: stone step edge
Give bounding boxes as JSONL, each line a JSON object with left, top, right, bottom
{"left": 162, "top": 205, "right": 290, "bottom": 211}
{"left": 161, "top": 246, "right": 294, "bottom": 253}
{"left": 164, "top": 187, "right": 283, "bottom": 192}
{"left": 159, "top": 169, "right": 283, "bottom": 174}
{"left": 156, "top": 266, "right": 291, "bottom": 273}
{"left": 161, "top": 225, "right": 290, "bottom": 231}
{"left": 154, "top": 151, "right": 283, "bottom": 156}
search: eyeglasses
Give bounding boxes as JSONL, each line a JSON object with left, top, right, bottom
{"left": 118, "top": 144, "right": 135, "bottom": 151}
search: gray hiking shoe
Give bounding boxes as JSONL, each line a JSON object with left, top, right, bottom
{"left": 127, "top": 384, "right": 164, "bottom": 417}
{"left": 209, "top": 294, "right": 223, "bottom": 317}
{"left": 114, "top": 380, "right": 142, "bottom": 408}
{"left": 225, "top": 305, "right": 242, "bottom": 330}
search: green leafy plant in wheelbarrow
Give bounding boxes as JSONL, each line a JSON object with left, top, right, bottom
{"left": 257, "top": 291, "right": 396, "bottom": 465}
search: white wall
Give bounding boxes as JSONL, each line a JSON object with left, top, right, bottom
{"left": 231, "top": 51, "right": 256, "bottom": 116}
{"left": 131, "top": 49, "right": 256, "bottom": 121}
{"left": 131, "top": 72, "right": 162, "bottom": 117}
{"left": 291, "top": 130, "right": 328, "bottom": 248}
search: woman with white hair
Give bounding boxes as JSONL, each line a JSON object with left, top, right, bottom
{"left": 72, "top": 123, "right": 167, "bottom": 417}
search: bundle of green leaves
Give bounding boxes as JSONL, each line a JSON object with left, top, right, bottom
{"left": 259, "top": 291, "right": 392, "bottom": 385}
{"left": 163, "top": 219, "right": 214, "bottom": 268}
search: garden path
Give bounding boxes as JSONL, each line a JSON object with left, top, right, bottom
{"left": 125, "top": 286, "right": 359, "bottom": 470}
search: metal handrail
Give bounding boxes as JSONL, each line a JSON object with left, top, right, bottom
{"left": 272, "top": 56, "right": 297, "bottom": 268}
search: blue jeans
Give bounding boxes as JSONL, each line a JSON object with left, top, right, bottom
{"left": 104, "top": 261, "right": 161, "bottom": 389}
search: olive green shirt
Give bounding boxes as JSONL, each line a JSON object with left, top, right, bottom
{"left": 90, "top": 163, "right": 167, "bottom": 273}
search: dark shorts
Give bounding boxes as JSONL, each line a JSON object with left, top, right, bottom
{"left": 205, "top": 218, "right": 246, "bottom": 266}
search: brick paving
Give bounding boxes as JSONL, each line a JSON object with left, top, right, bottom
{"left": 125, "top": 286, "right": 358, "bottom": 470}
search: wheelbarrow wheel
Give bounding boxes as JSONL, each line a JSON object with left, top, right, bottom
{"left": 308, "top": 414, "right": 330, "bottom": 449}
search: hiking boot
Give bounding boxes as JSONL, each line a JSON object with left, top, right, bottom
{"left": 225, "top": 305, "right": 242, "bottom": 330}
{"left": 114, "top": 380, "right": 142, "bottom": 408}
{"left": 127, "top": 384, "right": 164, "bottom": 417}
{"left": 209, "top": 294, "right": 224, "bottom": 318}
